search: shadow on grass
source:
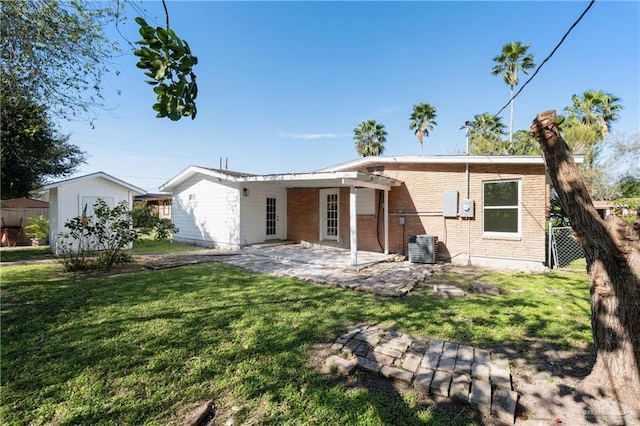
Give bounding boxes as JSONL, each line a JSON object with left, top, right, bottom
{"left": 0, "top": 262, "right": 599, "bottom": 425}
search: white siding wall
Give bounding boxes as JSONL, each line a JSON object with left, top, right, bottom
{"left": 50, "top": 177, "right": 136, "bottom": 251}
{"left": 172, "top": 176, "right": 241, "bottom": 249}
{"left": 239, "top": 184, "right": 287, "bottom": 244}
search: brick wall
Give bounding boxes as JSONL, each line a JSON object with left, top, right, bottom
{"left": 286, "top": 163, "right": 548, "bottom": 264}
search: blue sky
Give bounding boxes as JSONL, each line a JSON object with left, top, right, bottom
{"left": 60, "top": 1, "right": 640, "bottom": 193}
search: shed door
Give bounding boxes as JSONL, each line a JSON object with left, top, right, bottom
{"left": 320, "top": 189, "right": 339, "bottom": 241}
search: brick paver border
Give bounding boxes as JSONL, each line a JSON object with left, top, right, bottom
{"left": 325, "top": 324, "right": 518, "bottom": 424}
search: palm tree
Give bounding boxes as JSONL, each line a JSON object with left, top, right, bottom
{"left": 409, "top": 102, "right": 437, "bottom": 155}
{"left": 353, "top": 119, "right": 387, "bottom": 157}
{"left": 468, "top": 113, "right": 507, "bottom": 154}
{"left": 491, "top": 41, "right": 535, "bottom": 146}
{"left": 563, "top": 90, "right": 622, "bottom": 141}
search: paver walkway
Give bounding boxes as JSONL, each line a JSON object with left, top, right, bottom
{"left": 216, "top": 244, "right": 441, "bottom": 297}
{"left": 325, "top": 324, "right": 518, "bottom": 424}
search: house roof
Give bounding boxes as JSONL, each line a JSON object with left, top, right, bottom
{"left": 134, "top": 193, "right": 172, "bottom": 202}
{"left": 0, "top": 197, "right": 49, "bottom": 208}
{"left": 42, "top": 172, "right": 146, "bottom": 195}
{"left": 160, "top": 165, "right": 402, "bottom": 192}
{"left": 317, "top": 154, "right": 585, "bottom": 172}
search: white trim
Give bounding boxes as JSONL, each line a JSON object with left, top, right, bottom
{"left": 43, "top": 171, "right": 145, "bottom": 195}
{"left": 160, "top": 167, "right": 401, "bottom": 192}
{"left": 350, "top": 186, "right": 357, "bottom": 266}
{"left": 384, "top": 189, "right": 389, "bottom": 255}
{"left": 318, "top": 154, "right": 585, "bottom": 172}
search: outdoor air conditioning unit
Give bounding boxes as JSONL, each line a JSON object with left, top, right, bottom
{"left": 408, "top": 234, "right": 438, "bottom": 264}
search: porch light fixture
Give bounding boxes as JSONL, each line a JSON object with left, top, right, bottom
{"left": 243, "top": 188, "right": 249, "bottom": 197}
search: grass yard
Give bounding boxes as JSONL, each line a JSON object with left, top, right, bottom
{"left": 0, "top": 260, "right": 592, "bottom": 425}
{"left": 0, "top": 246, "right": 52, "bottom": 263}
{"left": 129, "top": 236, "right": 204, "bottom": 254}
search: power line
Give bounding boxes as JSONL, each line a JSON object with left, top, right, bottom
{"left": 494, "top": 0, "right": 596, "bottom": 118}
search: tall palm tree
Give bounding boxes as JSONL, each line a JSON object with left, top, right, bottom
{"left": 468, "top": 113, "right": 507, "bottom": 154}
{"left": 491, "top": 41, "right": 535, "bottom": 146}
{"left": 563, "top": 90, "right": 622, "bottom": 140}
{"left": 353, "top": 119, "right": 387, "bottom": 157}
{"left": 409, "top": 102, "right": 437, "bottom": 155}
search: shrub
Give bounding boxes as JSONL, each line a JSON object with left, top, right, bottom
{"left": 132, "top": 201, "right": 178, "bottom": 239}
{"left": 56, "top": 200, "right": 137, "bottom": 271}
{"left": 57, "top": 199, "right": 179, "bottom": 271}
{"left": 25, "top": 215, "right": 49, "bottom": 240}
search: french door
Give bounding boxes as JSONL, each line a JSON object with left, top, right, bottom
{"left": 266, "top": 196, "right": 277, "bottom": 237}
{"left": 320, "top": 189, "right": 339, "bottom": 241}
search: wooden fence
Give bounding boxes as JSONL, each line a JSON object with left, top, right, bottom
{"left": 1, "top": 207, "right": 49, "bottom": 246}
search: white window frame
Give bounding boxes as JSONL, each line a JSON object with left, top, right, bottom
{"left": 482, "top": 179, "right": 521, "bottom": 239}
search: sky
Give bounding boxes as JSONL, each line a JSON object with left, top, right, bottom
{"left": 59, "top": 1, "right": 640, "bottom": 193}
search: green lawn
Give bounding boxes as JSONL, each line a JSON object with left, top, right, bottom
{"left": 129, "top": 236, "right": 204, "bottom": 254}
{"left": 0, "top": 238, "right": 199, "bottom": 263}
{"left": 0, "top": 260, "right": 592, "bottom": 425}
{"left": 0, "top": 246, "right": 52, "bottom": 262}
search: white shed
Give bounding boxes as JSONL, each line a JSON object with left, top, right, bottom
{"left": 43, "top": 172, "right": 145, "bottom": 251}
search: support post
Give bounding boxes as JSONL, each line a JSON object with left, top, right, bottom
{"left": 384, "top": 189, "right": 389, "bottom": 254}
{"left": 350, "top": 186, "right": 357, "bottom": 266}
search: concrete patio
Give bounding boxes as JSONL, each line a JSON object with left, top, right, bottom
{"left": 211, "top": 243, "right": 442, "bottom": 297}
{"left": 243, "top": 242, "right": 398, "bottom": 269}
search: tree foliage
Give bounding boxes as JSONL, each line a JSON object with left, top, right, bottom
{"left": 132, "top": 201, "right": 179, "bottom": 239}
{"left": 468, "top": 113, "right": 507, "bottom": 155}
{"left": 0, "top": 92, "right": 86, "bottom": 199}
{"left": 353, "top": 120, "right": 387, "bottom": 157}
{"left": 409, "top": 103, "right": 437, "bottom": 156}
{"left": 491, "top": 41, "right": 535, "bottom": 144}
{"left": 511, "top": 130, "right": 540, "bottom": 155}
{"left": 0, "top": 0, "right": 120, "bottom": 121}
{"left": 134, "top": 16, "right": 198, "bottom": 120}
{"left": 610, "top": 131, "right": 639, "bottom": 179}
{"left": 563, "top": 90, "right": 622, "bottom": 141}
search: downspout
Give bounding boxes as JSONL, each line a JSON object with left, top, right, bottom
{"left": 465, "top": 121, "right": 471, "bottom": 266}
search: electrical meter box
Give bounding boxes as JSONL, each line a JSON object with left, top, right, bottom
{"left": 459, "top": 199, "right": 475, "bottom": 218}
{"left": 443, "top": 190, "right": 458, "bottom": 217}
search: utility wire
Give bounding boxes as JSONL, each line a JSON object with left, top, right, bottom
{"left": 494, "top": 0, "right": 596, "bottom": 118}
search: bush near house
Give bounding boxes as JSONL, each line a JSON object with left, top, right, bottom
{"left": 57, "top": 200, "right": 179, "bottom": 271}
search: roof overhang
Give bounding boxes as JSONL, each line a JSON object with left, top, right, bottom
{"left": 42, "top": 171, "right": 145, "bottom": 195}
{"left": 318, "top": 155, "right": 585, "bottom": 172}
{"left": 160, "top": 167, "right": 402, "bottom": 192}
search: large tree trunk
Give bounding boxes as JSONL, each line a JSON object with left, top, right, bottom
{"left": 531, "top": 110, "right": 640, "bottom": 411}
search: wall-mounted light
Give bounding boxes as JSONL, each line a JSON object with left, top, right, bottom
{"left": 243, "top": 188, "right": 249, "bottom": 197}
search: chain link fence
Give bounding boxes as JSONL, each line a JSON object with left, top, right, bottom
{"left": 548, "top": 224, "right": 586, "bottom": 270}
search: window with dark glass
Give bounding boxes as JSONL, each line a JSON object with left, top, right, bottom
{"left": 483, "top": 180, "right": 519, "bottom": 234}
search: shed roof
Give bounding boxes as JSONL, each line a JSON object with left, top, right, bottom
{"left": 134, "top": 193, "right": 172, "bottom": 202}
{"left": 0, "top": 197, "right": 49, "bottom": 208}
{"left": 43, "top": 172, "right": 146, "bottom": 195}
